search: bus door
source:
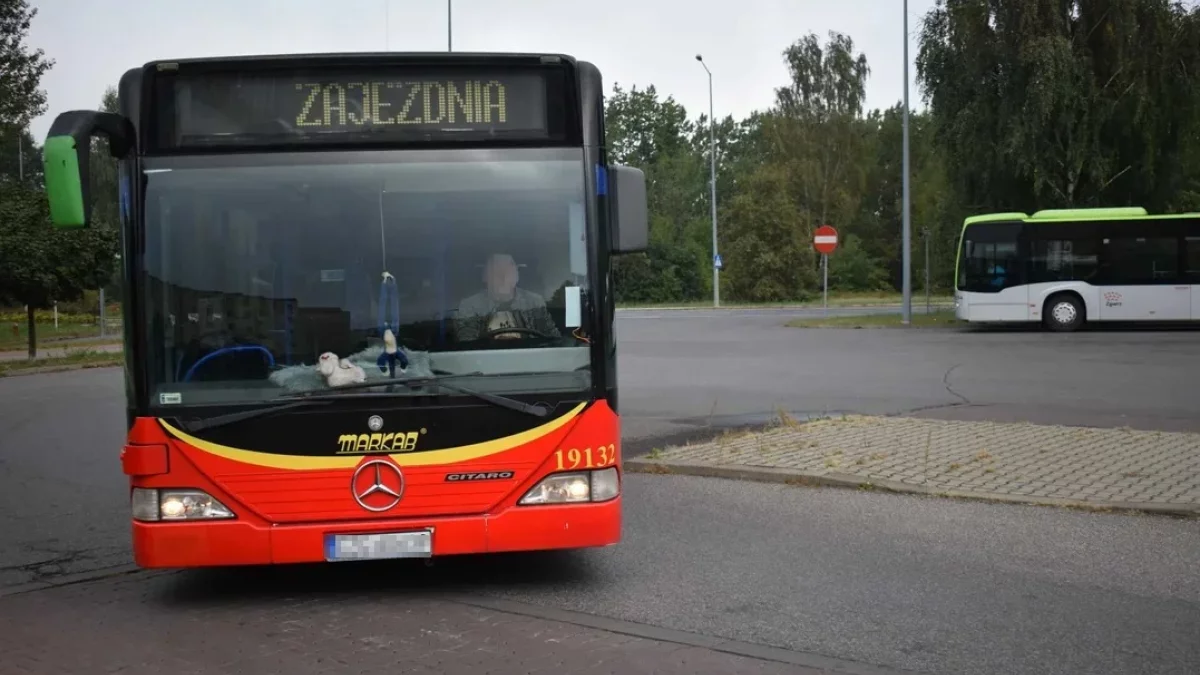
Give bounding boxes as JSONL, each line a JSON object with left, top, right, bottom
{"left": 959, "top": 221, "right": 1029, "bottom": 320}
{"left": 1096, "top": 224, "right": 1190, "bottom": 321}
{"left": 1187, "top": 236, "right": 1200, "bottom": 320}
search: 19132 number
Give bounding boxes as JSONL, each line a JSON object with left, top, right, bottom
{"left": 554, "top": 444, "right": 617, "bottom": 471}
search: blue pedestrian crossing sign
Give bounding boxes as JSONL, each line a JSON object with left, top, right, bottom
{"left": 713, "top": 254, "right": 723, "bottom": 270}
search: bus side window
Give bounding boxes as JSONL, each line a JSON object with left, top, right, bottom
{"left": 1031, "top": 223, "right": 1100, "bottom": 284}
{"left": 1185, "top": 237, "right": 1200, "bottom": 281}
{"left": 1103, "top": 235, "right": 1179, "bottom": 285}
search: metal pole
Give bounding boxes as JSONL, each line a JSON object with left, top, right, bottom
{"left": 924, "top": 229, "right": 931, "bottom": 314}
{"left": 822, "top": 254, "right": 828, "bottom": 317}
{"left": 17, "top": 129, "right": 24, "bottom": 182}
{"left": 697, "top": 55, "right": 718, "bottom": 308}
{"left": 99, "top": 288, "right": 106, "bottom": 338}
{"left": 901, "top": 0, "right": 913, "bottom": 325}
{"left": 448, "top": 0, "right": 452, "bottom": 51}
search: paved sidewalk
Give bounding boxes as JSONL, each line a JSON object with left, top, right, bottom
{"left": 627, "top": 415, "right": 1200, "bottom": 516}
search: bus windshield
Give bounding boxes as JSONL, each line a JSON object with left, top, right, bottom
{"left": 957, "top": 221, "right": 1023, "bottom": 293}
{"left": 141, "top": 147, "right": 591, "bottom": 407}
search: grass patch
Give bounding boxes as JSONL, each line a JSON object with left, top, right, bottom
{"left": 0, "top": 349, "right": 124, "bottom": 376}
{"left": 786, "top": 310, "right": 962, "bottom": 329}
{"left": 619, "top": 291, "right": 953, "bottom": 310}
{"left": 0, "top": 321, "right": 117, "bottom": 351}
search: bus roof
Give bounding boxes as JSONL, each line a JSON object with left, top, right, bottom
{"left": 138, "top": 51, "right": 579, "bottom": 69}
{"left": 962, "top": 206, "right": 1200, "bottom": 229}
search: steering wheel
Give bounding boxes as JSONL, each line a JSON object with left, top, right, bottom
{"left": 180, "top": 344, "right": 276, "bottom": 382}
{"left": 483, "top": 327, "right": 555, "bottom": 341}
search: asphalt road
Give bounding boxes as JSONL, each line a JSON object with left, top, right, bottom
{"left": 0, "top": 368, "right": 130, "bottom": 588}
{"left": 615, "top": 307, "right": 1200, "bottom": 439}
{"left": 2, "top": 308, "right": 1199, "bottom": 674}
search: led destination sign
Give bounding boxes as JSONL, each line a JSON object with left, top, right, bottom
{"left": 154, "top": 65, "right": 564, "bottom": 149}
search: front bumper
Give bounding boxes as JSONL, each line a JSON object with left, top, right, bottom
{"left": 131, "top": 496, "right": 621, "bottom": 568}
{"left": 954, "top": 292, "right": 968, "bottom": 321}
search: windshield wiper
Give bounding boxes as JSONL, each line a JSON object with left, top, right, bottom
{"left": 282, "top": 373, "right": 549, "bottom": 418}
{"left": 175, "top": 399, "right": 338, "bottom": 433}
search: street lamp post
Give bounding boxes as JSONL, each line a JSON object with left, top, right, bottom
{"left": 447, "top": 0, "right": 452, "bottom": 51}
{"left": 901, "top": 0, "right": 913, "bottom": 324}
{"left": 695, "top": 54, "right": 719, "bottom": 308}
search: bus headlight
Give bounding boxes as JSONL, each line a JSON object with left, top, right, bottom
{"left": 518, "top": 468, "right": 620, "bottom": 505}
{"left": 590, "top": 467, "right": 620, "bottom": 501}
{"left": 131, "top": 488, "right": 235, "bottom": 522}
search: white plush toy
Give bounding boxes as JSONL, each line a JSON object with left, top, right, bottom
{"left": 317, "top": 351, "right": 367, "bottom": 387}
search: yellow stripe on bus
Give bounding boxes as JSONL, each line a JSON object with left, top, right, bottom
{"left": 158, "top": 401, "right": 587, "bottom": 471}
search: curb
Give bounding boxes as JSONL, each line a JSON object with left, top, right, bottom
{"left": 0, "top": 360, "right": 124, "bottom": 378}
{"left": 0, "top": 348, "right": 124, "bottom": 362}
{"left": 616, "top": 303, "right": 950, "bottom": 312}
{"left": 625, "top": 458, "right": 1200, "bottom": 519}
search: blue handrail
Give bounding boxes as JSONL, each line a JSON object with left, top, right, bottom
{"left": 181, "top": 345, "right": 276, "bottom": 383}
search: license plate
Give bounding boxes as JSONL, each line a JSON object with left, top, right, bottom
{"left": 324, "top": 530, "right": 432, "bottom": 561}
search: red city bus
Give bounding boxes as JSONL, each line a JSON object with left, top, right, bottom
{"left": 41, "top": 52, "right": 648, "bottom": 567}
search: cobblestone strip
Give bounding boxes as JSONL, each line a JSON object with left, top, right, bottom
{"left": 628, "top": 416, "right": 1200, "bottom": 514}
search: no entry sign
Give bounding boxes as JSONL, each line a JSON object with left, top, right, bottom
{"left": 814, "top": 225, "right": 838, "bottom": 255}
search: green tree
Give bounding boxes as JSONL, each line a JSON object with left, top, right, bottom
{"left": 690, "top": 112, "right": 745, "bottom": 218}
{"left": 0, "top": 185, "right": 119, "bottom": 357}
{"left": 769, "top": 31, "right": 872, "bottom": 232}
{"left": 604, "top": 83, "right": 694, "bottom": 167}
{"left": 0, "top": 6, "right": 122, "bottom": 357}
{"left": 582, "top": 18, "right": 1200, "bottom": 305}
{"left": 855, "top": 105, "right": 958, "bottom": 290}
{"left": 89, "top": 86, "right": 122, "bottom": 228}
{"left": 917, "top": 0, "right": 1200, "bottom": 211}
{"left": 605, "top": 83, "right": 712, "bottom": 302}
{"left": 86, "top": 87, "right": 124, "bottom": 298}
{"left": 718, "top": 31, "right": 876, "bottom": 302}
{"left": 0, "top": 0, "right": 51, "bottom": 187}
{"left": 0, "top": 0, "right": 52, "bottom": 129}
{"left": 720, "top": 163, "right": 817, "bottom": 302}
{"left": 827, "top": 233, "right": 889, "bottom": 291}
{"left": 0, "top": 125, "right": 40, "bottom": 186}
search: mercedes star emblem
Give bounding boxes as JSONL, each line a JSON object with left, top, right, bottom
{"left": 351, "top": 460, "right": 405, "bottom": 512}
{"left": 367, "top": 415, "right": 384, "bottom": 432}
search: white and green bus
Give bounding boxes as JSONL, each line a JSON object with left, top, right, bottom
{"left": 954, "top": 207, "right": 1200, "bottom": 331}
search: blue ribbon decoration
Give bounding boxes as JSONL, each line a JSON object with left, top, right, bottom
{"left": 376, "top": 272, "right": 408, "bottom": 376}
{"left": 378, "top": 272, "right": 399, "bottom": 336}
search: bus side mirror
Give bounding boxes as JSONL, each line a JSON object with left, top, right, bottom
{"left": 609, "top": 164, "right": 647, "bottom": 254}
{"left": 42, "top": 110, "right": 135, "bottom": 229}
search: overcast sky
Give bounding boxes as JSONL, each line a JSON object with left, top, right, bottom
{"left": 26, "top": 0, "right": 935, "bottom": 142}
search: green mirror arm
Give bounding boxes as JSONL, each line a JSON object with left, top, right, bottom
{"left": 46, "top": 110, "right": 135, "bottom": 158}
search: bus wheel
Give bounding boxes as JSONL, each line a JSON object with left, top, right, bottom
{"left": 1043, "top": 294, "right": 1084, "bottom": 332}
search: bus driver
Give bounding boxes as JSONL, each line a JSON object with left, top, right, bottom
{"left": 453, "top": 253, "right": 561, "bottom": 341}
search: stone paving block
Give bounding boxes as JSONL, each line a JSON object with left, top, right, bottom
{"left": 640, "top": 416, "right": 1200, "bottom": 511}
